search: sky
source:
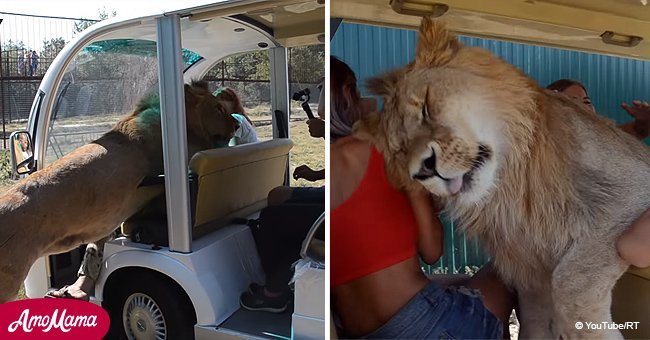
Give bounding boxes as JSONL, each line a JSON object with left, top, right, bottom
{"left": 0, "top": 0, "right": 221, "bottom": 50}
{"left": 0, "top": 0, "right": 218, "bottom": 19}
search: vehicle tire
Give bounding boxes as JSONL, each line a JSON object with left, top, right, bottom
{"left": 104, "top": 270, "right": 196, "bottom": 340}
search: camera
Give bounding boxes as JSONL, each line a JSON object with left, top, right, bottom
{"left": 292, "top": 87, "right": 315, "bottom": 119}
{"left": 292, "top": 88, "right": 311, "bottom": 102}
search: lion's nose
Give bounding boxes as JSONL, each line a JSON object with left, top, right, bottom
{"left": 413, "top": 149, "right": 439, "bottom": 180}
{"left": 413, "top": 148, "right": 450, "bottom": 181}
{"left": 423, "top": 153, "right": 436, "bottom": 172}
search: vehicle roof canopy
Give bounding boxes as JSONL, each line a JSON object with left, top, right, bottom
{"left": 82, "top": 0, "right": 324, "bottom": 63}
{"left": 332, "top": 0, "right": 650, "bottom": 61}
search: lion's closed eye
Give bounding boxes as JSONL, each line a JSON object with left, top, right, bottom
{"left": 421, "top": 89, "right": 430, "bottom": 122}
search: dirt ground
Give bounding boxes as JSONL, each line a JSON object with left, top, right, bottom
{"left": 0, "top": 181, "right": 15, "bottom": 194}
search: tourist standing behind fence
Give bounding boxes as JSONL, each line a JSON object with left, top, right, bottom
{"left": 17, "top": 50, "right": 25, "bottom": 76}
{"left": 29, "top": 51, "right": 38, "bottom": 76}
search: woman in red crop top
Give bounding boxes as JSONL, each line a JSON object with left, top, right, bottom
{"left": 331, "top": 139, "right": 515, "bottom": 339}
{"left": 330, "top": 56, "right": 515, "bottom": 339}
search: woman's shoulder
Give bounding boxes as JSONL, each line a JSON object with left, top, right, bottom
{"left": 331, "top": 136, "right": 372, "bottom": 170}
{"left": 332, "top": 135, "right": 371, "bottom": 152}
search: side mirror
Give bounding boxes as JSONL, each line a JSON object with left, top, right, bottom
{"left": 9, "top": 131, "right": 34, "bottom": 178}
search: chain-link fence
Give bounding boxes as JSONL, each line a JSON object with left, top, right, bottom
{"left": 0, "top": 11, "right": 98, "bottom": 149}
{"left": 204, "top": 44, "right": 325, "bottom": 110}
{"left": 0, "top": 10, "right": 325, "bottom": 149}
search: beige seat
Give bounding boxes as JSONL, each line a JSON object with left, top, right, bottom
{"left": 189, "top": 139, "right": 293, "bottom": 238}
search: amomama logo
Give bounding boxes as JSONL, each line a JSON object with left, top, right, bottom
{"left": 0, "top": 298, "right": 109, "bottom": 339}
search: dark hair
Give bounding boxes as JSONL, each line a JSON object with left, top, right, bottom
{"left": 545, "top": 79, "right": 588, "bottom": 94}
{"left": 330, "top": 56, "right": 362, "bottom": 139}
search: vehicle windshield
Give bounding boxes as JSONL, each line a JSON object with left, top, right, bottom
{"left": 44, "top": 39, "right": 202, "bottom": 165}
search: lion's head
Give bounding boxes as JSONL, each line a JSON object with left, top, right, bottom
{"left": 184, "top": 81, "right": 239, "bottom": 149}
{"left": 357, "top": 17, "right": 541, "bottom": 206}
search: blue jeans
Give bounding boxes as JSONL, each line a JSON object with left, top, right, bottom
{"left": 361, "top": 281, "right": 502, "bottom": 339}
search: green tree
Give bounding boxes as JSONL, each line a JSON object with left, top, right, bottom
{"left": 205, "top": 51, "right": 270, "bottom": 81}
{"left": 73, "top": 8, "right": 117, "bottom": 34}
{"left": 205, "top": 45, "right": 326, "bottom": 83}
{"left": 289, "top": 44, "right": 325, "bottom": 83}
{"left": 40, "top": 37, "right": 67, "bottom": 59}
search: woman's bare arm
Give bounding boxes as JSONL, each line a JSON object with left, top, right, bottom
{"left": 408, "top": 188, "right": 444, "bottom": 265}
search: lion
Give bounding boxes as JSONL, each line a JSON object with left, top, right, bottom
{"left": 355, "top": 17, "right": 650, "bottom": 339}
{"left": 0, "top": 80, "right": 238, "bottom": 303}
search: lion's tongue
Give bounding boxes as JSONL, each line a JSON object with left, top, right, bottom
{"left": 447, "top": 177, "right": 463, "bottom": 195}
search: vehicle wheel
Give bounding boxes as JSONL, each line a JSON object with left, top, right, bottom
{"left": 104, "top": 270, "right": 196, "bottom": 340}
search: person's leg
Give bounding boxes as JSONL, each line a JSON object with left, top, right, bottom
{"left": 285, "top": 186, "right": 325, "bottom": 205}
{"left": 242, "top": 204, "right": 324, "bottom": 312}
{"left": 267, "top": 186, "right": 294, "bottom": 206}
{"left": 46, "top": 233, "right": 113, "bottom": 300}
{"left": 617, "top": 207, "right": 650, "bottom": 268}
{"left": 267, "top": 186, "right": 325, "bottom": 206}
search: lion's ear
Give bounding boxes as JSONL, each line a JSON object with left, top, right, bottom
{"left": 415, "top": 17, "right": 460, "bottom": 67}
{"left": 184, "top": 83, "right": 205, "bottom": 106}
{"left": 352, "top": 112, "right": 379, "bottom": 141}
{"left": 191, "top": 80, "right": 210, "bottom": 91}
{"left": 366, "top": 68, "right": 403, "bottom": 98}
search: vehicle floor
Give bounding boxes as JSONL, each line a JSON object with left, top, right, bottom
{"left": 218, "top": 306, "right": 292, "bottom": 339}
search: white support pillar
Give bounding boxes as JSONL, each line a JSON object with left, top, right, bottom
{"left": 156, "top": 14, "right": 192, "bottom": 253}
{"left": 269, "top": 47, "right": 290, "bottom": 139}
{"left": 269, "top": 47, "right": 291, "bottom": 185}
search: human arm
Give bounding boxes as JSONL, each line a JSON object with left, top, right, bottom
{"left": 619, "top": 100, "right": 650, "bottom": 140}
{"left": 617, "top": 207, "right": 650, "bottom": 268}
{"left": 293, "top": 164, "right": 325, "bottom": 181}
{"left": 408, "top": 188, "right": 444, "bottom": 265}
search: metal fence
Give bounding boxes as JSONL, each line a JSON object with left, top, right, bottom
{"left": 0, "top": 11, "right": 98, "bottom": 149}
{"left": 0, "top": 11, "right": 325, "bottom": 150}
{"left": 204, "top": 44, "right": 325, "bottom": 110}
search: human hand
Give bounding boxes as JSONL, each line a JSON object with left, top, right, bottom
{"left": 307, "top": 118, "right": 325, "bottom": 138}
{"left": 622, "top": 100, "right": 650, "bottom": 138}
{"left": 293, "top": 165, "right": 324, "bottom": 182}
{"left": 622, "top": 100, "right": 650, "bottom": 120}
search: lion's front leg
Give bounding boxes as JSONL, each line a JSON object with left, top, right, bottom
{"left": 517, "top": 286, "right": 557, "bottom": 339}
{"left": 552, "top": 239, "right": 628, "bottom": 340}
{"left": 0, "top": 250, "right": 41, "bottom": 303}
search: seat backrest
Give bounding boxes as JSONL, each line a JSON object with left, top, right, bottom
{"left": 189, "top": 139, "right": 293, "bottom": 238}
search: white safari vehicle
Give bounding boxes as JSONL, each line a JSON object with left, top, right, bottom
{"left": 12, "top": 1, "right": 325, "bottom": 339}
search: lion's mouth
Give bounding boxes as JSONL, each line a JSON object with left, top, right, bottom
{"left": 413, "top": 144, "right": 491, "bottom": 194}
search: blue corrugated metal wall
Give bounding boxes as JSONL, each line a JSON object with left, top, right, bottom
{"left": 332, "top": 22, "right": 650, "bottom": 138}
{"left": 332, "top": 22, "right": 650, "bottom": 273}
